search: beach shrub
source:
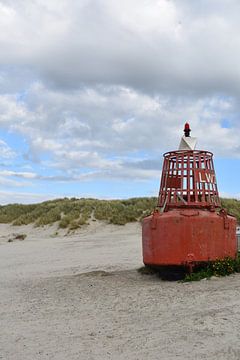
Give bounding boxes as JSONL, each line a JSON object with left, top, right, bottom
{"left": 35, "top": 207, "right": 61, "bottom": 226}
{"left": 183, "top": 255, "right": 240, "bottom": 282}
{"left": 138, "top": 256, "right": 240, "bottom": 282}
{"left": 221, "top": 198, "right": 240, "bottom": 223}
{"left": 0, "top": 196, "right": 159, "bottom": 228}
{"left": 0, "top": 204, "right": 36, "bottom": 223}
{"left": 59, "top": 216, "right": 71, "bottom": 229}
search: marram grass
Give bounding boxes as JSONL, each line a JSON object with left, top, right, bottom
{"left": 0, "top": 197, "right": 156, "bottom": 230}
{"left": 0, "top": 196, "right": 239, "bottom": 231}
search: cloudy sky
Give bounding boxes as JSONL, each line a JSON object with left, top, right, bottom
{"left": 0, "top": 0, "right": 239, "bottom": 203}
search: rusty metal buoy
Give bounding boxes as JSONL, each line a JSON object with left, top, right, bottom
{"left": 142, "top": 123, "right": 237, "bottom": 270}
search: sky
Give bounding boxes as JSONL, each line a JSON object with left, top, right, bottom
{"left": 0, "top": 0, "right": 240, "bottom": 204}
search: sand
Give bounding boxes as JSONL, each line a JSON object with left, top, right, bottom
{"left": 1, "top": 221, "right": 240, "bottom": 360}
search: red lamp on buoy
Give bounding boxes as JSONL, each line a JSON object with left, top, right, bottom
{"left": 184, "top": 122, "right": 191, "bottom": 137}
{"left": 142, "top": 123, "right": 237, "bottom": 270}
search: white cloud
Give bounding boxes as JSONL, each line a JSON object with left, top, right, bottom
{"left": 0, "top": 170, "right": 37, "bottom": 179}
{"left": 0, "top": 82, "right": 239, "bottom": 183}
{"left": 0, "top": 176, "right": 31, "bottom": 187}
{"left": 0, "top": 95, "right": 27, "bottom": 124}
{"left": 0, "top": 0, "right": 239, "bottom": 200}
{"left": 0, "top": 0, "right": 239, "bottom": 95}
{"left": 0, "top": 140, "right": 16, "bottom": 159}
{"left": 0, "top": 190, "right": 58, "bottom": 205}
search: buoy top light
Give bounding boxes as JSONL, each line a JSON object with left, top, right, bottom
{"left": 179, "top": 122, "right": 197, "bottom": 151}
{"left": 184, "top": 122, "right": 191, "bottom": 137}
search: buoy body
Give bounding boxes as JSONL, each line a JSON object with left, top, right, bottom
{"left": 142, "top": 208, "right": 237, "bottom": 267}
{"left": 142, "top": 148, "right": 237, "bottom": 267}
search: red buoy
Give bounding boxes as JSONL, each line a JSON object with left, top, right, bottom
{"left": 142, "top": 125, "right": 237, "bottom": 269}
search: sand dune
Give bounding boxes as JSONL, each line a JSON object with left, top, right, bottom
{"left": 1, "top": 222, "right": 240, "bottom": 360}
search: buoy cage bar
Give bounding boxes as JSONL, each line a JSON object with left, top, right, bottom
{"left": 157, "top": 150, "right": 220, "bottom": 209}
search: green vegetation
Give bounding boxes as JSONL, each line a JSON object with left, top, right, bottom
{"left": 0, "top": 196, "right": 239, "bottom": 230}
{"left": 0, "top": 197, "right": 157, "bottom": 230}
{"left": 221, "top": 198, "right": 240, "bottom": 223}
{"left": 138, "top": 254, "right": 240, "bottom": 282}
{"left": 183, "top": 255, "right": 240, "bottom": 282}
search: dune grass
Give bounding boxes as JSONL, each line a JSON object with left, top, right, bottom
{"left": 0, "top": 197, "right": 157, "bottom": 230}
{"left": 221, "top": 198, "right": 240, "bottom": 223}
{"left": 0, "top": 196, "right": 239, "bottom": 230}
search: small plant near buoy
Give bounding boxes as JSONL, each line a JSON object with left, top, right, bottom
{"left": 138, "top": 255, "right": 240, "bottom": 282}
{"left": 183, "top": 255, "right": 240, "bottom": 282}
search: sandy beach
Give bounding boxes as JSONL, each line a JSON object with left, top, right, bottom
{"left": 1, "top": 221, "right": 240, "bottom": 360}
